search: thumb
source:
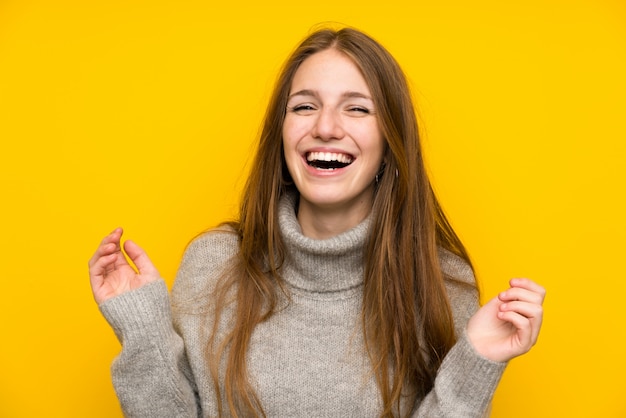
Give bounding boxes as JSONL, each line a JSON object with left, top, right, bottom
{"left": 123, "top": 240, "right": 158, "bottom": 277}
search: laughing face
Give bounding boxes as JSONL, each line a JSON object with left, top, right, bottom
{"left": 283, "top": 48, "right": 385, "bottom": 235}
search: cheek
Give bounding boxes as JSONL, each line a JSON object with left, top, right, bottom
{"left": 282, "top": 126, "right": 297, "bottom": 159}
{"left": 356, "top": 124, "right": 385, "bottom": 159}
{"left": 370, "top": 123, "right": 385, "bottom": 159}
{"left": 283, "top": 115, "right": 315, "bottom": 141}
{"left": 282, "top": 124, "right": 300, "bottom": 172}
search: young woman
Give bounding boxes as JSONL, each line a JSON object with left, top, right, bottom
{"left": 89, "top": 27, "right": 545, "bottom": 417}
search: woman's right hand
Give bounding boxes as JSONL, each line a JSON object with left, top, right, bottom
{"left": 88, "top": 228, "right": 160, "bottom": 304}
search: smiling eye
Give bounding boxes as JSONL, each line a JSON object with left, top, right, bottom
{"left": 347, "top": 106, "right": 371, "bottom": 116}
{"left": 289, "top": 104, "right": 316, "bottom": 114}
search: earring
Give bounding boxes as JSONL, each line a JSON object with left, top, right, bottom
{"left": 375, "top": 162, "right": 386, "bottom": 185}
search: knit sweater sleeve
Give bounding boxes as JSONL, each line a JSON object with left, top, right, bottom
{"left": 99, "top": 280, "right": 200, "bottom": 417}
{"left": 411, "top": 250, "right": 507, "bottom": 417}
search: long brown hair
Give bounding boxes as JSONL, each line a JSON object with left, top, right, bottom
{"left": 207, "top": 27, "right": 476, "bottom": 417}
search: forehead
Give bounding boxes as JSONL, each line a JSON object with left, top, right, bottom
{"left": 290, "top": 49, "right": 371, "bottom": 95}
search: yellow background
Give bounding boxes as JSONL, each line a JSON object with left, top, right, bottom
{"left": 1, "top": 0, "right": 625, "bottom": 416}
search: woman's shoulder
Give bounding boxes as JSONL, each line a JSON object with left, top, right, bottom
{"left": 183, "top": 224, "right": 240, "bottom": 262}
{"left": 438, "top": 247, "right": 480, "bottom": 329}
{"left": 437, "top": 247, "right": 476, "bottom": 287}
{"left": 172, "top": 225, "right": 240, "bottom": 300}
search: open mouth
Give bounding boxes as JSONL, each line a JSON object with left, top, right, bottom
{"left": 306, "top": 151, "right": 354, "bottom": 170}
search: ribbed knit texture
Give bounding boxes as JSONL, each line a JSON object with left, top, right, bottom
{"left": 100, "top": 194, "right": 506, "bottom": 417}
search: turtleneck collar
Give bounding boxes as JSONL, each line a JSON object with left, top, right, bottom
{"left": 278, "top": 192, "right": 371, "bottom": 294}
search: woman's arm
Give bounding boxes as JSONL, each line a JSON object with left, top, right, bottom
{"left": 413, "top": 331, "right": 507, "bottom": 417}
{"left": 412, "top": 251, "right": 545, "bottom": 417}
{"left": 89, "top": 229, "right": 200, "bottom": 417}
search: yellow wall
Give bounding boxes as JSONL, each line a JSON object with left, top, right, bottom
{"left": 1, "top": 0, "right": 624, "bottom": 416}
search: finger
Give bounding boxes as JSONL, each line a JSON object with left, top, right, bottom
{"left": 123, "top": 240, "right": 158, "bottom": 277}
{"left": 99, "top": 227, "right": 124, "bottom": 248}
{"left": 500, "top": 300, "right": 543, "bottom": 321}
{"left": 88, "top": 252, "right": 119, "bottom": 288}
{"left": 99, "top": 229, "right": 136, "bottom": 272}
{"left": 496, "top": 310, "right": 534, "bottom": 352}
{"left": 500, "top": 301, "right": 544, "bottom": 343}
{"left": 499, "top": 282, "right": 546, "bottom": 305}
{"left": 88, "top": 243, "right": 114, "bottom": 269}
{"left": 499, "top": 288, "right": 543, "bottom": 306}
{"left": 88, "top": 228, "right": 124, "bottom": 268}
{"left": 509, "top": 278, "right": 546, "bottom": 301}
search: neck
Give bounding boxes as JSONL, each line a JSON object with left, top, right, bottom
{"left": 278, "top": 192, "right": 370, "bottom": 293}
{"left": 297, "top": 198, "right": 372, "bottom": 239}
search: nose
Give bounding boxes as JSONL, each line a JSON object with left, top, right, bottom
{"left": 311, "top": 108, "right": 345, "bottom": 141}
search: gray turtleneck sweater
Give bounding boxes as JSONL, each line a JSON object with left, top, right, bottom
{"left": 100, "top": 194, "right": 506, "bottom": 417}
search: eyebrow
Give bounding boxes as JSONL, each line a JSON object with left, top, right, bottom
{"left": 287, "top": 89, "right": 373, "bottom": 101}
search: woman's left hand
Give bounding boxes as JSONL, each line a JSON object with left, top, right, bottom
{"left": 466, "top": 278, "right": 546, "bottom": 363}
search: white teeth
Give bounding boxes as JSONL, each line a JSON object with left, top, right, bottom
{"left": 306, "top": 152, "right": 353, "bottom": 163}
